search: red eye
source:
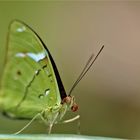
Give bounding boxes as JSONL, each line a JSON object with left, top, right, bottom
{"left": 71, "top": 103, "right": 78, "bottom": 112}
{"left": 62, "top": 96, "right": 71, "bottom": 104}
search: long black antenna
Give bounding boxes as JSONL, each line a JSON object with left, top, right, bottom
{"left": 68, "top": 45, "right": 104, "bottom": 96}
{"left": 68, "top": 53, "right": 94, "bottom": 95}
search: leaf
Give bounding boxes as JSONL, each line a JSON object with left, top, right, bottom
{"left": 0, "top": 134, "right": 124, "bottom": 140}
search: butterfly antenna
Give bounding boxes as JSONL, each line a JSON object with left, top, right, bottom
{"left": 68, "top": 53, "right": 94, "bottom": 95}
{"left": 68, "top": 45, "right": 104, "bottom": 96}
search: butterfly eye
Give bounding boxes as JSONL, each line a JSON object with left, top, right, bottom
{"left": 62, "top": 96, "right": 71, "bottom": 104}
{"left": 71, "top": 103, "right": 78, "bottom": 112}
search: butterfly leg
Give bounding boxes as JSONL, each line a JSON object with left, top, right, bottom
{"left": 61, "top": 115, "right": 81, "bottom": 134}
{"left": 14, "top": 113, "right": 42, "bottom": 135}
{"left": 39, "top": 114, "right": 53, "bottom": 134}
{"left": 62, "top": 115, "right": 80, "bottom": 123}
{"left": 47, "top": 112, "right": 59, "bottom": 134}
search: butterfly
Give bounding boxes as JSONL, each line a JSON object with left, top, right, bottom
{"left": 0, "top": 20, "right": 104, "bottom": 134}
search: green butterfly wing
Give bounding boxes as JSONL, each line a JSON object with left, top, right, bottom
{"left": 0, "top": 20, "right": 66, "bottom": 119}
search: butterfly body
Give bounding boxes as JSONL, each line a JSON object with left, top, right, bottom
{"left": 0, "top": 20, "right": 78, "bottom": 132}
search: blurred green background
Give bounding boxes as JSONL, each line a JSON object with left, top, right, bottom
{"left": 1, "top": 1, "right": 140, "bottom": 139}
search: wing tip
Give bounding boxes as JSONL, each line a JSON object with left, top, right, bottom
{"left": 9, "top": 19, "right": 24, "bottom": 27}
{"left": 8, "top": 19, "right": 29, "bottom": 32}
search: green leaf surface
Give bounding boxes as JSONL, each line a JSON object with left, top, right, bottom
{"left": 0, "top": 134, "right": 123, "bottom": 140}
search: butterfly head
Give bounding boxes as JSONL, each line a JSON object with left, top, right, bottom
{"left": 62, "top": 96, "right": 78, "bottom": 112}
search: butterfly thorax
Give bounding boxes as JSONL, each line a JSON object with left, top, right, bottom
{"left": 41, "top": 95, "right": 78, "bottom": 125}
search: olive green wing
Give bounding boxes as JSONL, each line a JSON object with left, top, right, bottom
{"left": 0, "top": 20, "right": 62, "bottom": 119}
